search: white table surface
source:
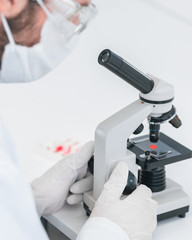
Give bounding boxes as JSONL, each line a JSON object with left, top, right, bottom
{"left": 0, "top": 0, "right": 192, "bottom": 239}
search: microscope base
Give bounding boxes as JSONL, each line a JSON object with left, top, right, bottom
{"left": 83, "top": 178, "right": 190, "bottom": 221}
{"left": 153, "top": 178, "right": 190, "bottom": 221}
{"left": 83, "top": 191, "right": 95, "bottom": 216}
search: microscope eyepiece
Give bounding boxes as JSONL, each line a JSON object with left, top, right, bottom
{"left": 98, "top": 49, "right": 154, "bottom": 94}
{"left": 100, "top": 51, "right": 110, "bottom": 63}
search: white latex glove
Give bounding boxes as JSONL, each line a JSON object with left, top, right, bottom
{"left": 67, "top": 173, "right": 93, "bottom": 205}
{"left": 90, "top": 162, "right": 157, "bottom": 240}
{"left": 31, "top": 141, "right": 94, "bottom": 216}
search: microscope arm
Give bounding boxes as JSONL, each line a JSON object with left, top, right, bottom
{"left": 93, "top": 49, "right": 174, "bottom": 200}
{"left": 93, "top": 99, "right": 153, "bottom": 200}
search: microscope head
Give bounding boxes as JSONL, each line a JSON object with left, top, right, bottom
{"left": 139, "top": 74, "right": 182, "bottom": 142}
{"left": 148, "top": 106, "right": 182, "bottom": 142}
{"left": 98, "top": 49, "right": 182, "bottom": 143}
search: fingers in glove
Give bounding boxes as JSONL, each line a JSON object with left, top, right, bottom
{"left": 130, "top": 184, "right": 152, "bottom": 198}
{"left": 70, "top": 175, "right": 93, "bottom": 194}
{"left": 128, "top": 185, "right": 157, "bottom": 207}
{"left": 99, "top": 161, "right": 129, "bottom": 201}
{"left": 69, "top": 141, "right": 94, "bottom": 170}
{"left": 67, "top": 194, "right": 83, "bottom": 205}
{"left": 127, "top": 185, "right": 158, "bottom": 218}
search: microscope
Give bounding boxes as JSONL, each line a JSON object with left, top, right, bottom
{"left": 83, "top": 49, "right": 192, "bottom": 221}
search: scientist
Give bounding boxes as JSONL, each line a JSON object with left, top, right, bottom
{"left": 0, "top": 0, "right": 93, "bottom": 82}
{"left": 0, "top": 0, "right": 157, "bottom": 240}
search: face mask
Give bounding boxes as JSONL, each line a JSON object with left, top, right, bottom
{"left": 0, "top": 0, "right": 96, "bottom": 83}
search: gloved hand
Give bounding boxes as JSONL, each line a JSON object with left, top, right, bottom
{"left": 90, "top": 162, "right": 157, "bottom": 240}
{"left": 31, "top": 141, "right": 94, "bottom": 216}
{"left": 67, "top": 173, "right": 93, "bottom": 205}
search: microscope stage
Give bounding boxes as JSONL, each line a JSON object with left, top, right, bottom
{"left": 84, "top": 134, "right": 192, "bottom": 220}
{"left": 127, "top": 133, "right": 192, "bottom": 170}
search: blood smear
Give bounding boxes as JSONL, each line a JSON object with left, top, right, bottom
{"left": 150, "top": 144, "right": 158, "bottom": 149}
{"left": 37, "top": 139, "right": 82, "bottom": 162}
{"left": 55, "top": 145, "right": 73, "bottom": 156}
{"left": 55, "top": 145, "right": 64, "bottom": 152}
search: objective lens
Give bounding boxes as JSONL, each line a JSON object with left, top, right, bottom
{"left": 149, "top": 123, "right": 160, "bottom": 142}
{"left": 169, "top": 115, "right": 182, "bottom": 128}
{"left": 133, "top": 123, "right": 144, "bottom": 135}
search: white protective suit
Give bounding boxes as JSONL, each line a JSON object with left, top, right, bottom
{"left": 0, "top": 118, "right": 130, "bottom": 240}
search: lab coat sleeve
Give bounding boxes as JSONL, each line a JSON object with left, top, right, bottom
{"left": 77, "top": 217, "right": 130, "bottom": 240}
{"left": 0, "top": 118, "right": 49, "bottom": 240}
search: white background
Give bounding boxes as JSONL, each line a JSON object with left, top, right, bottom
{"left": 0, "top": 0, "right": 192, "bottom": 239}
